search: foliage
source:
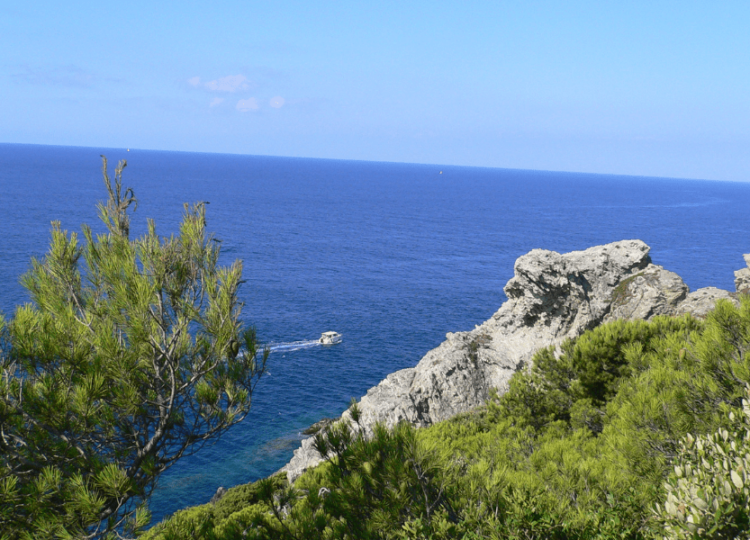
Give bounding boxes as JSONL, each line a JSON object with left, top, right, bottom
{"left": 311, "top": 407, "right": 456, "bottom": 538}
{"left": 212, "top": 475, "right": 285, "bottom": 524}
{"left": 655, "top": 388, "right": 750, "bottom": 539}
{"left": 494, "top": 316, "right": 703, "bottom": 433}
{"left": 144, "top": 505, "right": 217, "bottom": 540}
{"left": 0, "top": 157, "right": 267, "bottom": 538}
{"left": 142, "top": 474, "right": 287, "bottom": 540}
{"left": 148, "top": 296, "right": 750, "bottom": 540}
{"left": 249, "top": 402, "right": 456, "bottom": 539}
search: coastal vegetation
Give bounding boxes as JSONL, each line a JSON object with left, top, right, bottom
{"left": 0, "top": 158, "right": 267, "bottom": 538}
{"left": 3, "top": 160, "right": 750, "bottom": 538}
{"left": 145, "top": 298, "right": 750, "bottom": 539}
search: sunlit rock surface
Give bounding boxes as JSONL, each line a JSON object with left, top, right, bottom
{"left": 283, "top": 240, "right": 740, "bottom": 483}
{"left": 735, "top": 254, "right": 750, "bottom": 294}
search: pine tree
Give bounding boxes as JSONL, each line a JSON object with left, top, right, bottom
{"left": 0, "top": 157, "right": 268, "bottom": 538}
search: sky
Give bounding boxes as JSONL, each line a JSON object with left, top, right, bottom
{"left": 2, "top": 1, "right": 750, "bottom": 181}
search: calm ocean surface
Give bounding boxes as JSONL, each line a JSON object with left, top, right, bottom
{"left": 2, "top": 143, "right": 750, "bottom": 523}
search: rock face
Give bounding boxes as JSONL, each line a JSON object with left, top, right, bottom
{"left": 282, "top": 240, "right": 739, "bottom": 483}
{"left": 735, "top": 254, "right": 750, "bottom": 294}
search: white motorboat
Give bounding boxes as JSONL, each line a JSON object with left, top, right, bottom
{"left": 319, "top": 331, "right": 342, "bottom": 345}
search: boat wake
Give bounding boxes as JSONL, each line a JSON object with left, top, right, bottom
{"left": 264, "top": 339, "right": 322, "bottom": 353}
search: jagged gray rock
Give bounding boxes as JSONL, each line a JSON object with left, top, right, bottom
{"left": 735, "top": 254, "right": 750, "bottom": 294}
{"left": 282, "top": 240, "right": 740, "bottom": 483}
{"left": 605, "top": 266, "right": 688, "bottom": 321}
{"left": 210, "top": 486, "right": 227, "bottom": 504}
{"left": 675, "top": 287, "right": 737, "bottom": 319}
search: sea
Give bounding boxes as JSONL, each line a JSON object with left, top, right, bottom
{"left": 2, "top": 142, "right": 750, "bottom": 524}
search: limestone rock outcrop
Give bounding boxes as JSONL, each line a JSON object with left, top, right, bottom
{"left": 735, "top": 254, "right": 750, "bottom": 294}
{"left": 675, "top": 287, "right": 737, "bottom": 319}
{"left": 282, "top": 240, "right": 740, "bottom": 483}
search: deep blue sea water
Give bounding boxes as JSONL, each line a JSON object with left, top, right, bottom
{"left": 2, "top": 143, "right": 750, "bottom": 524}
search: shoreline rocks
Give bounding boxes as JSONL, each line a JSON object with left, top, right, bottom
{"left": 282, "top": 240, "right": 747, "bottom": 483}
{"left": 736, "top": 254, "right": 750, "bottom": 294}
{"left": 301, "top": 417, "right": 338, "bottom": 436}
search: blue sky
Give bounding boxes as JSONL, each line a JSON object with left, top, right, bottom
{"left": 2, "top": 1, "right": 750, "bottom": 181}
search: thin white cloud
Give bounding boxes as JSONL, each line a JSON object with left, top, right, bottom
{"left": 209, "top": 97, "right": 225, "bottom": 107}
{"left": 188, "top": 74, "right": 254, "bottom": 93}
{"left": 269, "top": 96, "right": 285, "bottom": 108}
{"left": 205, "top": 75, "right": 250, "bottom": 93}
{"left": 236, "top": 98, "right": 259, "bottom": 112}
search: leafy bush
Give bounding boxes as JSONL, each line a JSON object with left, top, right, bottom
{"left": 213, "top": 474, "right": 285, "bottom": 524}
{"left": 493, "top": 315, "right": 702, "bottom": 433}
{"left": 144, "top": 297, "right": 750, "bottom": 540}
{"left": 141, "top": 504, "right": 216, "bottom": 540}
{"left": 655, "top": 387, "right": 750, "bottom": 539}
{"left": 249, "top": 402, "right": 457, "bottom": 540}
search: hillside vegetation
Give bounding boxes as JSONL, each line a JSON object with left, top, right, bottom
{"left": 145, "top": 297, "right": 750, "bottom": 539}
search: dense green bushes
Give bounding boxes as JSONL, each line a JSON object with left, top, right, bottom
{"left": 0, "top": 159, "right": 268, "bottom": 539}
{"left": 141, "top": 474, "right": 286, "bottom": 540}
{"left": 656, "top": 389, "right": 750, "bottom": 539}
{"left": 148, "top": 296, "right": 750, "bottom": 539}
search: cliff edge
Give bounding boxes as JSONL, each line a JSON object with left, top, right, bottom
{"left": 283, "top": 240, "right": 745, "bottom": 483}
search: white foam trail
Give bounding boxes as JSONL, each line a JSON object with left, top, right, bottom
{"left": 264, "top": 339, "right": 321, "bottom": 353}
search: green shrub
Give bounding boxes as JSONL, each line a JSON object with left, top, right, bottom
{"left": 141, "top": 504, "right": 216, "bottom": 540}
{"left": 0, "top": 158, "right": 267, "bottom": 538}
{"left": 214, "top": 504, "right": 276, "bottom": 540}
{"left": 655, "top": 387, "right": 750, "bottom": 539}
{"left": 492, "top": 315, "right": 702, "bottom": 433}
{"left": 136, "top": 297, "right": 750, "bottom": 540}
{"left": 213, "top": 474, "right": 285, "bottom": 524}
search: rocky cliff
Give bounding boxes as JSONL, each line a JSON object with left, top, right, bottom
{"left": 283, "top": 240, "right": 747, "bottom": 483}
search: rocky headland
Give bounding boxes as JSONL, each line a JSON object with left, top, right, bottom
{"left": 282, "top": 240, "right": 749, "bottom": 483}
